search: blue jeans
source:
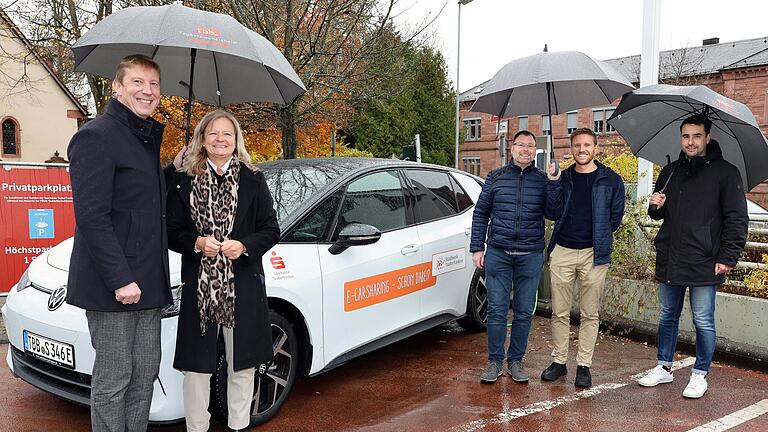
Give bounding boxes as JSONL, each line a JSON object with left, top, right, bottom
{"left": 656, "top": 283, "right": 717, "bottom": 374}
{"left": 484, "top": 246, "right": 544, "bottom": 364}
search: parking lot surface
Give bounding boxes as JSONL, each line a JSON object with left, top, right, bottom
{"left": 1, "top": 315, "right": 767, "bottom": 432}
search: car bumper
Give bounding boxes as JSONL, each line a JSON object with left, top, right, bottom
{"left": 3, "top": 286, "right": 185, "bottom": 423}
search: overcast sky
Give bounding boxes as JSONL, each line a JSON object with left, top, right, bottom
{"left": 393, "top": 0, "right": 768, "bottom": 93}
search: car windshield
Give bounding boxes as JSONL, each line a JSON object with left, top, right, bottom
{"left": 259, "top": 160, "right": 352, "bottom": 224}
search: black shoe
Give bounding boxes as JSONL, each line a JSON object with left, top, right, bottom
{"left": 541, "top": 362, "right": 568, "bottom": 381}
{"left": 575, "top": 365, "right": 592, "bottom": 388}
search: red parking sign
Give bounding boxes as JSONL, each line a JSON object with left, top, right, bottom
{"left": 0, "top": 164, "right": 75, "bottom": 292}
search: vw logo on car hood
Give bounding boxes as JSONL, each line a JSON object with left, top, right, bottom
{"left": 48, "top": 286, "right": 67, "bottom": 311}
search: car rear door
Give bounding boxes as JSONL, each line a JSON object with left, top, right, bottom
{"left": 318, "top": 169, "right": 424, "bottom": 365}
{"left": 404, "top": 169, "right": 476, "bottom": 318}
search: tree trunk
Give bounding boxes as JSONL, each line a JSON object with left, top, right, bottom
{"left": 280, "top": 104, "right": 298, "bottom": 159}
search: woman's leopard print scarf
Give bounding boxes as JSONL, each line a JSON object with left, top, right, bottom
{"left": 190, "top": 161, "right": 240, "bottom": 335}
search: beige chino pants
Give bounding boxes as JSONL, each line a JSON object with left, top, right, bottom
{"left": 549, "top": 245, "right": 609, "bottom": 367}
{"left": 183, "top": 326, "right": 256, "bottom": 431}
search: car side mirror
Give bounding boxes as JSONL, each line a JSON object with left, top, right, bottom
{"left": 328, "top": 223, "right": 381, "bottom": 255}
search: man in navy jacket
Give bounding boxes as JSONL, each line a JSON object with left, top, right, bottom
{"left": 471, "top": 130, "right": 563, "bottom": 384}
{"left": 540, "top": 128, "right": 625, "bottom": 388}
{"left": 67, "top": 55, "right": 171, "bottom": 431}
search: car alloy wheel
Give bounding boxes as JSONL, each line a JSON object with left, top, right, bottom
{"left": 211, "top": 310, "right": 298, "bottom": 427}
{"left": 457, "top": 268, "right": 488, "bottom": 331}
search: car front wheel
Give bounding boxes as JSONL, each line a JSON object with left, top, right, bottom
{"left": 211, "top": 310, "right": 298, "bottom": 427}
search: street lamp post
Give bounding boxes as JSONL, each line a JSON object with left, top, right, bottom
{"left": 455, "top": 0, "right": 474, "bottom": 169}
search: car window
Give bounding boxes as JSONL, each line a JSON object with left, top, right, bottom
{"left": 405, "top": 169, "right": 459, "bottom": 223}
{"left": 450, "top": 175, "right": 473, "bottom": 213}
{"left": 283, "top": 190, "right": 343, "bottom": 243}
{"left": 334, "top": 170, "right": 407, "bottom": 237}
{"left": 261, "top": 162, "right": 348, "bottom": 224}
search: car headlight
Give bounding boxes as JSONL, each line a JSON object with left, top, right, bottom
{"left": 161, "top": 284, "right": 183, "bottom": 318}
{"left": 16, "top": 269, "right": 31, "bottom": 292}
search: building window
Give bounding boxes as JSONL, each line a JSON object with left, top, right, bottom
{"left": 462, "top": 157, "right": 480, "bottom": 176}
{"left": 2, "top": 118, "right": 20, "bottom": 156}
{"left": 593, "top": 108, "right": 616, "bottom": 133}
{"left": 464, "top": 118, "right": 481, "bottom": 141}
{"left": 518, "top": 116, "right": 528, "bottom": 132}
{"left": 566, "top": 111, "right": 578, "bottom": 134}
{"left": 542, "top": 115, "right": 551, "bottom": 136}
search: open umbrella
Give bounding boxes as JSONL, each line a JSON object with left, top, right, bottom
{"left": 470, "top": 48, "right": 634, "bottom": 157}
{"left": 608, "top": 84, "right": 768, "bottom": 190}
{"left": 71, "top": 4, "right": 306, "bottom": 143}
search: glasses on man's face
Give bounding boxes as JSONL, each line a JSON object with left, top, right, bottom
{"left": 513, "top": 142, "right": 536, "bottom": 149}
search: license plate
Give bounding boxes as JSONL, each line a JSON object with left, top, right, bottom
{"left": 23, "top": 330, "right": 75, "bottom": 369}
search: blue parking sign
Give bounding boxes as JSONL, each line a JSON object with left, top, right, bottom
{"left": 29, "top": 209, "right": 55, "bottom": 239}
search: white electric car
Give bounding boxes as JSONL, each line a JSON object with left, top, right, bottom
{"left": 3, "top": 158, "right": 488, "bottom": 427}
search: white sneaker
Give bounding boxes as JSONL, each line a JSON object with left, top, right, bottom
{"left": 683, "top": 374, "right": 708, "bottom": 398}
{"left": 638, "top": 365, "right": 674, "bottom": 387}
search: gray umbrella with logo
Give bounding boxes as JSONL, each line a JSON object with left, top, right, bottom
{"left": 72, "top": 3, "right": 306, "bottom": 142}
{"left": 608, "top": 84, "right": 768, "bottom": 190}
{"left": 470, "top": 48, "right": 634, "bottom": 155}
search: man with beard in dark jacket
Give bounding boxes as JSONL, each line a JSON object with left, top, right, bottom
{"left": 471, "top": 130, "right": 563, "bottom": 384}
{"left": 638, "top": 114, "right": 747, "bottom": 399}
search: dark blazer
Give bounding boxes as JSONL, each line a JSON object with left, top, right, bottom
{"left": 167, "top": 162, "right": 280, "bottom": 373}
{"left": 66, "top": 98, "right": 172, "bottom": 311}
{"left": 548, "top": 161, "right": 625, "bottom": 265}
{"left": 470, "top": 163, "right": 563, "bottom": 253}
{"left": 649, "top": 139, "right": 748, "bottom": 286}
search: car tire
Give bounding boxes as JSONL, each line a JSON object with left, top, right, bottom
{"left": 210, "top": 310, "right": 298, "bottom": 427}
{"left": 457, "top": 268, "right": 487, "bottom": 332}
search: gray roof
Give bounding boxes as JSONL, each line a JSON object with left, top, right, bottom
{"left": 461, "top": 36, "right": 768, "bottom": 102}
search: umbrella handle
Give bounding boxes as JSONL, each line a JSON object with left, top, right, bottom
{"left": 549, "top": 159, "right": 560, "bottom": 177}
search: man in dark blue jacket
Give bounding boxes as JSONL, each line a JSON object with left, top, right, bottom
{"left": 471, "top": 130, "right": 563, "bottom": 384}
{"left": 67, "top": 55, "right": 171, "bottom": 431}
{"left": 540, "top": 128, "right": 625, "bottom": 388}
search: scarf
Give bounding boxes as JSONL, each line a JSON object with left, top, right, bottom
{"left": 190, "top": 161, "right": 240, "bottom": 335}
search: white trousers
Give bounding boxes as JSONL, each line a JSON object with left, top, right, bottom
{"left": 183, "top": 326, "right": 256, "bottom": 431}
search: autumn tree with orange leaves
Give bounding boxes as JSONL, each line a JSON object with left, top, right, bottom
{"left": 223, "top": 0, "right": 420, "bottom": 159}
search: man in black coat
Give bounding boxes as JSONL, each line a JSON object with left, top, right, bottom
{"left": 638, "top": 114, "right": 748, "bottom": 399}
{"left": 67, "top": 55, "right": 171, "bottom": 431}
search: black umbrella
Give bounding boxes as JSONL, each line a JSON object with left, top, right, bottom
{"left": 470, "top": 47, "right": 634, "bottom": 156}
{"left": 71, "top": 4, "right": 306, "bottom": 144}
{"left": 608, "top": 84, "right": 768, "bottom": 190}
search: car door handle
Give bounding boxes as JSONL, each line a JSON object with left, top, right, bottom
{"left": 465, "top": 228, "right": 472, "bottom": 236}
{"left": 401, "top": 244, "right": 420, "bottom": 255}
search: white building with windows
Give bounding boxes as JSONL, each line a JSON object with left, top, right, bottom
{"left": 0, "top": 8, "right": 87, "bottom": 163}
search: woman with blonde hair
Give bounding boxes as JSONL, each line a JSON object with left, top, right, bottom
{"left": 166, "top": 109, "right": 279, "bottom": 431}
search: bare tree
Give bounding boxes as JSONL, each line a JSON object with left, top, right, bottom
{"left": 3, "top": 0, "right": 173, "bottom": 113}
{"left": 660, "top": 45, "right": 706, "bottom": 85}
{"left": 4, "top": 0, "right": 430, "bottom": 159}
{"left": 223, "top": 0, "right": 423, "bottom": 159}
{"left": 0, "top": 16, "right": 47, "bottom": 98}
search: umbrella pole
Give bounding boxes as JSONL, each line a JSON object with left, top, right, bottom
{"left": 546, "top": 82, "right": 559, "bottom": 175}
{"left": 185, "top": 48, "right": 197, "bottom": 146}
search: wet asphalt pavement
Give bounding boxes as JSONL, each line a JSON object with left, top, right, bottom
{"left": 1, "top": 315, "right": 767, "bottom": 432}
